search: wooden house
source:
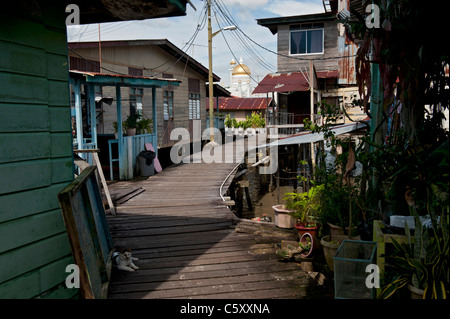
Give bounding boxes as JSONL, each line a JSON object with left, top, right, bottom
{"left": 0, "top": 0, "right": 188, "bottom": 299}
{"left": 206, "top": 97, "right": 273, "bottom": 122}
{"left": 68, "top": 39, "right": 220, "bottom": 172}
{"left": 254, "top": 1, "right": 363, "bottom": 130}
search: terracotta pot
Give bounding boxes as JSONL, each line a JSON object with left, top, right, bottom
{"left": 320, "top": 235, "right": 341, "bottom": 271}
{"left": 299, "top": 232, "right": 321, "bottom": 258}
{"left": 295, "top": 223, "right": 319, "bottom": 238}
{"left": 126, "top": 128, "right": 136, "bottom": 136}
{"left": 272, "top": 205, "right": 296, "bottom": 229}
{"left": 408, "top": 284, "right": 424, "bottom": 299}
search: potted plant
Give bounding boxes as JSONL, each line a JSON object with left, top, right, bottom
{"left": 123, "top": 113, "right": 141, "bottom": 136}
{"left": 320, "top": 235, "right": 341, "bottom": 271}
{"left": 112, "top": 121, "right": 126, "bottom": 139}
{"left": 283, "top": 184, "right": 324, "bottom": 238}
{"left": 136, "top": 117, "right": 153, "bottom": 134}
{"left": 380, "top": 196, "right": 449, "bottom": 299}
{"left": 271, "top": 204, "right": 296, "bottom": 229}
{"left": 298, "top": 232, "right": 321, "bottom": 258}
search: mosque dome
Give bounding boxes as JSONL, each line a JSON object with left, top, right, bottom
{"left": 232, "top": 63, "right": 251, "bottom": 76}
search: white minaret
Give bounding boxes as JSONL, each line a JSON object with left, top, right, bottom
{"left": 229, "top": 58, "right": 236, "bottom": 88}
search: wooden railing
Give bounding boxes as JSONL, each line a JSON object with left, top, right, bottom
{"left": 108, "top": 133, "right": 157, "bottom": 180}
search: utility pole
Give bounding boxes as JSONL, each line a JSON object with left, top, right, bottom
{"left": 207, "top": 0, "right": 215, "bottom": 143}
{"left": 98, "top": 23, "right": 102, "bottom": 71}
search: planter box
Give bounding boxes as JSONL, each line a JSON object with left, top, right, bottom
{"left": 334, "top": 240, "right": 377, "bottom": 299}
{"left": 372, "top": 220, "right": 413, "bottom": 297}
{"left": 272, "top": 205, "right": 296, "bottom": 229}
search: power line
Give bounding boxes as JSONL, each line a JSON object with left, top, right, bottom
{"left": 214, "top": 0, "right": 356, "bottom": 62}
{"left": 68, "top": 3, "right": 208, "bottom": 78}
{"left": 213, "top": 0, "right": 275, "bottom": 73}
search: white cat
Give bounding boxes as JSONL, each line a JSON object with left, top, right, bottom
{"left": 113, "top": 248, "right": 139, "bottom": 272}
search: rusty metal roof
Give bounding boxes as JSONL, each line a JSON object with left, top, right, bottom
{"left": 206, "top": 97, "right": 272, "bottom": 111}
{"left": 252, "top": 70, "right": 338, "bottom": 94}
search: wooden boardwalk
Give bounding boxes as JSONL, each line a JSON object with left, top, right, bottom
{"left": 106, "top": 142, "right": 315, "bottom": 299}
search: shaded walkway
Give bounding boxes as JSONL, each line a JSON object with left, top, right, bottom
{"left": 106, "top": 141, "right": 315, "bottom": 299}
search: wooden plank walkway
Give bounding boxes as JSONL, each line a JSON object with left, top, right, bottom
{"left": 106, "top": 141, "right": 315, "bottom": 299}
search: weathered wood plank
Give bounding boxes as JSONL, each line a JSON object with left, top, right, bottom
{"left": 0, "top": 160, "right": 51, "bottom": 195}
{"left": 111, "top": 258, "right": 301, "bottom": 285}
{"left": 107, "top": 139, "right": 313, "bottom": 299}
{"left": 110, "top": 269, "right": 307, "bottom": 295}
{"left": 0, "top": 209, "right": 66, "bottom": 254}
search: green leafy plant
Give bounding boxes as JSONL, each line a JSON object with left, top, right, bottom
{"left": 380, "top": 207, "right": 449, "bottom": 299}
{"left": 136, "top": 117, "right": 153, "bottom": 134}
{"left": 113, "top": 121, "right": 126, "bottom": 133}
{"left": 123, "top": 113, "right": 141, "bottom": 130}
{"left": 225, "top": 114, "right": 233, "bottom": 128}
{"left": 299, "top": 236, "right": 312, "bottom": 252}
{"left": 284, "top": 185, "right": 324, "bottom": 227}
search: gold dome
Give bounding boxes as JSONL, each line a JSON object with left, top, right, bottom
{"left": 232, "top": 63, "right": 251, "bottom": 76}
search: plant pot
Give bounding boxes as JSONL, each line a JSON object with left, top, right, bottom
{"left": 327, "top": 222, "right": 356, "bottom": 241}
{"left": 299, "top": 232, "right": 321, "bottom": 258}
{"left": 408, "top": 284, "right": 424, "bottom": 299}
{"left": 320, "top": 235, "right": 341, "bottom": 271}
{"left": 272, "top": 205, "right": 296, "bottom": 229}
{"left": 126, "top": 128, "right": 136, "bottom": 136}
{"left": 295, "top": 223, "right": 319, "bottom": 238}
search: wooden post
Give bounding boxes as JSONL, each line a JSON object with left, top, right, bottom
{"left": 236, "top": 183, "right": 244, "bottom": 218}
{"left": 152, "top": 86, "right": 158, "bottom": 158}
{"left": 87, "top": 84, "right": 97, "bottom": 148}
{"left": 74, "top": 79, "right": 83, "bottom": 150}
{"left": 244, "top": 184, "right": 253, "bottom": 211}
{"left": 116, "top": 85, "right": 124, "bottom": 180}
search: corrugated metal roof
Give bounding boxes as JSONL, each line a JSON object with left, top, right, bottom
{"left": 206, "top": 97, "right": 272, "bottom": 110}
{"left": 256, "top": 120, "right": 369, "bottom": 148}
{"left": 69, "top": 70, "right": 181, "bottom": 85}
{"left": 68, "top": 39, "right": 220, "bottom": 81}
{"left": 252, "top": 70, "right": 338, "bottom": 94}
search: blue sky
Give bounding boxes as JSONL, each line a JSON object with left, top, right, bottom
{"left": 67, "top": 0, "right": 325, "bottom": 87}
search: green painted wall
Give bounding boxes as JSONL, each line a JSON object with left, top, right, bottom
{"left": 0, "top": 2, "right": 77, "bottom": 298}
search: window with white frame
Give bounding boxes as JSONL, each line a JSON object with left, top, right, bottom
{"left": 130, "top": 88, "right": 143, "bottom": 116}
{"left": 188, "top": 78, "right": 201, "bottom": 120}
{"left": 290, "top": 23, "right": 324, "bottom": 55}
{"left": 163, "top": 90, "right": 174, "bottom": 120}
{"left": 189, "top": 93, "right": 200, "bottom": 120}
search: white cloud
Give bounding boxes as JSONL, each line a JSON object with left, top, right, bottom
{"left": 221, "top": 0, "right": 271, "bottom": 10}
{"left": 266, "top": 0, "right": 324, "bottom": 17}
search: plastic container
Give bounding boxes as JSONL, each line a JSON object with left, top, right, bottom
{"left": 138, "top": 151, "right": 155, "bottom": 177}
{"left": 334, "top": 239, "right": 377, "bottom": 299}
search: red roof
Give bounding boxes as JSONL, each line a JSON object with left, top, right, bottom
{"left": 206, "top": 97, "right": 272, "bottom": 111}
{"left": 252, "top": 70, "right": 338, "bottom": 94}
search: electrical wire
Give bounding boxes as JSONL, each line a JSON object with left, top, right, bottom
{"left": 214, "top": 0, "right": 356, "bottom": 62}
{"left": 67, "top": 3, "right": 208, "bottom": 78}
{"left": 213, "top": 0, "right": 275, "bottom": 73}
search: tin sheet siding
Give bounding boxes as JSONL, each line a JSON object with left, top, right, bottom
{"left": 277, "top": 21, "right": 339, "bottom": 73}
{"left": 0, "top": 6, "right": 76, "bottom": 299}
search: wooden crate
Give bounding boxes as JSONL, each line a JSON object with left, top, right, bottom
{"left": 372, "top": 220, "right": 413, "bottom": 297}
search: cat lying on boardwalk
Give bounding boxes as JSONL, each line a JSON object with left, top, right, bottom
{"left": 112, "top": 248, "right": 139, "bottom": 272}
